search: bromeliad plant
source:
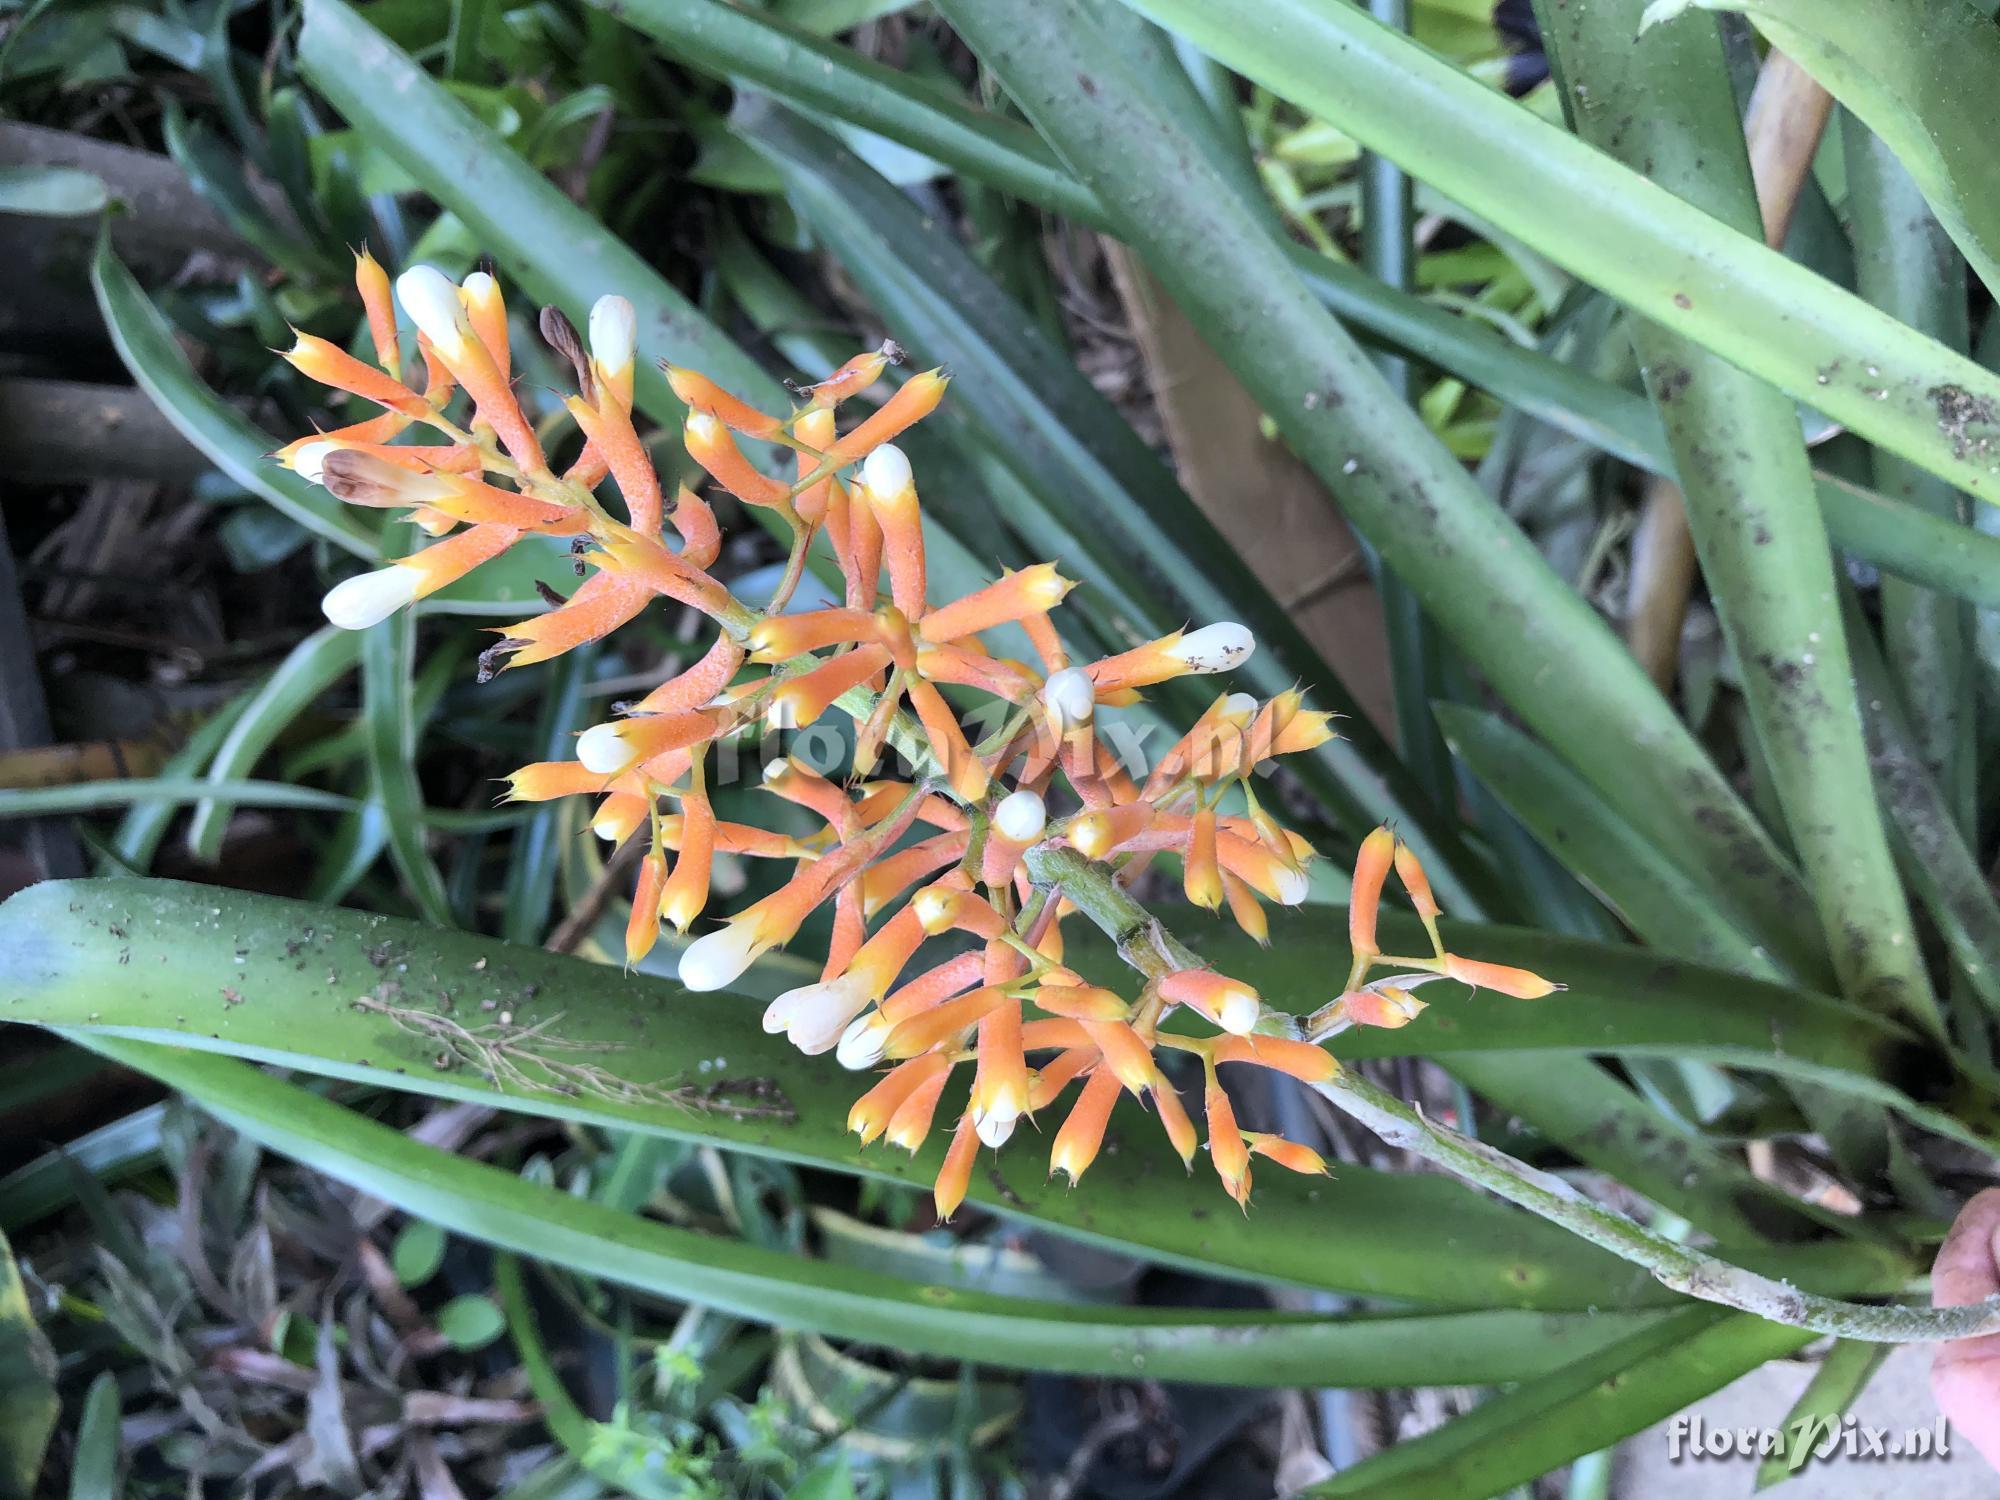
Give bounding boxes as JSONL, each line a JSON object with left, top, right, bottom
{"left": 280, "top": 254, "right": 1558, "bottom": 1217}
{"left": 17, "top": 0, "right": 2000, "bottom": 1487}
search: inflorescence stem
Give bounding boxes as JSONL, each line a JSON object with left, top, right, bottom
{"left": 1020, "top": 844, "right": 2000, "bottom": 1343}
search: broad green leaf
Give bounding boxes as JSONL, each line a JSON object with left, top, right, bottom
{"left": 187, "top": 626, "right": 362, "bottom": 863}
{"left": 91, "top": 237, "right": 378, "bottom": 559}
{"left": 936, "top": 0, "right": 1830, "bottom": 986}
{"left": 0, "top": 1229, "right": 55, "bottom": 1498}
{"left": 1307, "top": 1309, "right": 1815, "bottom": 1497}
{"left": 736, "top": 101, "right": 1493, "bottom": 909}
{"left": 80, "top": 1034, "right": 1676, "bottom": 1381}
{"left": 1541, "top": 0, "right": 1937, "bottom": 1035}
{"left": 596, "top": 0, "right": 2000, "bottom": 613}
{"left": 1113, "top": 0, "right": 2000, "bottom": 507}
{"left": 0, "top": 163, "right": 106, "bottom": 216}
{"left": 1646, "top": 0, "right": 2000, "bottom": 301}
{"left": 3, "top": 878, "right": 1912, "bottom": 1308}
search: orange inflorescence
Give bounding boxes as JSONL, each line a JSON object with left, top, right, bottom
{"left": 287, "top": 256, "right": 1559, "bottom": 1217}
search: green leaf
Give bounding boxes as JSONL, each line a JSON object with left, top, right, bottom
{"left": 736, "top": 100, "right": 1492, "bottom": 909}
{"left": 1540, "top": 0, "right": 1937, "bottom": 1035}
{"left": 1754, "top": 1337, "right": 1890, "bottom": 1489}
{"left": 1646, "top": 0, "right": 2000, "bottom": 301}
{"left": 359, "top": 606, "right": 453, "bottom": 925}
{"left": 1, "top": 877, "right": 1781, "bottom": 1311}
{"left": 596, "top": 0, "right": 2000, "bottom": 614}
{"left": 1436, "top": 705, "right": 1773, "bottom": 975}
{"left": 437, "top": 1293, "right": 506, "bottom": 1350}
{"left": 1306, "top": 1309, "right": 1815, "bottom": 1497}
{"left": 91, "top": 236, "right": 379, "bottom": 559}
{"left": 0, "top": 778, "right": 360, "bottom": 818}
{"left": 0, "top": 1104, "right": 165, "bottom": 1232}
{"left": 392, "top": 1219, "right": 447, "bottom": 1287}
{"left": 0, "top": 1229, "right": 55, "bottom": 1499}
{"left": 935, "top": 0, "right": 1829, "bottom": 984}
{"left": 83, "top": 1035, "right": 1676, "bottom": 1380}
{"left": 1113, "top": 0, "right": 2000, "bottom": 507}
{"left": 66, "top": 1372, "right": 121, "bottom": 1500}
{"left": 187, "top": 625, "right": 362, "bottom": 864}
{"left": 0, "top": 164, "right": 106, "bottom": 216}
{"left": 1844, "top": 115, "right": 1976, "bottom": 830}
{"left": 108, "top": 699, "right": 250, "bottom": 872}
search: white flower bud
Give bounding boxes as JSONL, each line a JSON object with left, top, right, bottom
{"left": 1272, "top": 864, "right": 1310, "bottom": 906}
{"left": 861, "top": 442, "right": 913, "bottom": 500}
{"left": 589, "top": 294, "right": 636, "bottom": 376}
{"left": 396, "top": 265, "right": 470, "bottom": 358}
{"left": 1218, "top": 987, "right": 1262, "bottom": 1035}
{"left": 1168, "top": 623, "right": 1256, "bottom": 674}
{"left": 576, "top": 723, "right": 639, "bottom": 776}
{"left": 1041, "top": 666, "right": 1096, "bottom": 733}
{"left": 836, "top": 1014, "right": 889, "bottom": 1070}
{"left": 993, "top": 788, "right": 1047, "bottom": 843}
{"left": 321, "top": 566, "right": 421, "bottom": 630}
{"left": 293, "top": 441, "right": 340, "bottom": 483}
{"left": 678, "top": 920, "right": 762, "bottom": 993}
{"left": 459, "top": 270, "right": 499, "bottom": 306}
{"left": 763, "top": 976, "right": 872, "bottom": 1055}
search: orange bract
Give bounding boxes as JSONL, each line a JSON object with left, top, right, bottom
{"left": 281, "top": 255, "right": 1557, "bottom": 1217}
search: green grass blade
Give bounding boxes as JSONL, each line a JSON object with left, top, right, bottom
{"left": 0, "top": 778, "right": 360, "bottom": 817}
{"left": 67, "top": 1372, "right": 121, "bottom": 1500}
{"left": 0, "top": 1227, "right": 56, "bottom": 1497}
{"left": 501, "top": 649, "right": 593, "bottom": 945}
{"left": 186, "top": 625, "right": 362, "bottom": 864}
{"left": 1649, "top": 0, "right": 2000, "bottom": 301}
{"left": 359, "top": 606, "right": 453, "bottom": 926}
{"left": 107, "top": 695, "right": 251, "bottom": 872}
{"left": 1115, "top": 0, "right": 2000, "bottom": 505}
{"left": 1306, "top": 1309, "right": 1815, "bottom": 1497}
{"left": 936, "top": 0, "right": 1826, "bottom": 982}
{"left": 735, "top": 101, "right": 1494, "bottom": 904}
{"left": 80, "top": 1034, "right": 1674, "bottom": 1382}
{"left": 1540, "top": 0, "right": 1936, "bottom": 1035}
{"left": 90, "top": 236, "right": 379, "bottom": 560}
{"left": 1752, "top": 1337, "right": 1890, "bottom": 1489}
{"left": 593, "top": 0, "right": 2000, "bottom": 612}
{"left": 5, "top": 877, "right": 1901, "bottom": 1309}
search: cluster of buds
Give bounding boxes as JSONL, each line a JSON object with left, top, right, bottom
{"left": 283, "top": 255, "right": 1558, "bottom": 1217}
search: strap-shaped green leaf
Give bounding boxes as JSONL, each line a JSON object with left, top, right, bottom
{"left": 0, "top": 879, "right": 1915, "bottom": 1307}
{"left": 1306, "top": 1308, "right": 1814, "bottom": 1497}
{"left": 1647, "top": 0, "right": 2000, "bottom": 302}
{"left": 71, "top": 1033, "right": 1673, "bottom": 1386}
{"left": 1114, "top": 0, "right": 2000, "bottom": 506}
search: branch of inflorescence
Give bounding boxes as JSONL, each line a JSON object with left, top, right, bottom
{"left": 1018, "top": 842, "right": 2000, "bottom": 1344}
